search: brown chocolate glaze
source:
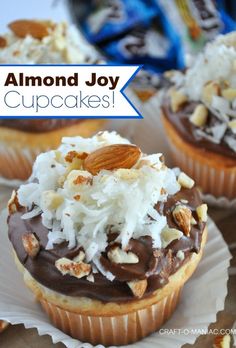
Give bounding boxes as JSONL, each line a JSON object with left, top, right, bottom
{"left": 8, "top": 187, "right": 205, "bottom": 303}
{"left": 0, "top": 119, "right": 81, "bottom": 133}
{"left": 162, "top": 98, "right": 236, "bottom": 159}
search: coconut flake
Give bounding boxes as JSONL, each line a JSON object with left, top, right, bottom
{"left": 93, "top": 257, "right": 115, "bottom": 282}
{"left": 0, "top": 22, "right": 101, "bottom": 64}
{"left": 224, "top": 135, "right": 236, "bottom": 152}
{"left": 211, "top": 96, "right": 230, "bottom": 114}
{"left": 21, "top": 206, "right": 42, "bottom": 220}
{"left": 195, "top": 129, "right": 221, "bottom": 144}
{"left": 210, "top": 123, "right": 227, "bottom": 142}
{"left": 170, "top": 33, "right": 236, "bottom": 153}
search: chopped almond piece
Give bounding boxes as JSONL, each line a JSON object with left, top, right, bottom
{"left": 22, "top": 233, "right": 40, "bottom": 258}
{"left": 170, "top": 89, "right": 188, "bottom": 112}
{"left": 127, "top": 279, "right": 147, "bottom": 298}
{"left": 190, "top": 104, "right": 208, "bottom": 127}
{"left": 178, "top": 172, "right": 195, "bottom": 189}
{"left": 55, "top": 257, "right": 91, "bottom": 279}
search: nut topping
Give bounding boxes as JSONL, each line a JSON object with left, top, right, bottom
{"left": 114, "top": 168, "right": 139, "bottom": 181}
{"left": 178, "top": 172, "right": 195, "bottom": 189}
{"left": 222, "top": 88, "right": 236, "bottom": 101}
{"left": 65, "top": 151, "right": 88, "bottom": 163}
{"left": 84, "top": 144, "right": 141, "bottom": 175}
{"left": 0, "top": 36, "right": 7, "bottom": 48}
{"left": 73, "top": 250, "right": 85, "bottom": 263}
{"left": 108, "top": 247, "right": 139, "bottom": 264}
{"left": 172, "top": 205, "right": 192, "bottom": 236}
{"left": 170, "top": 89, "right": 188, "bottom": 112}
{"left": 41, "top": 190, "right": 64, "bottom": 210}
{"left": 8, "top": 20, "right": 50, "bottom": 39}
{"left": 55, "top": 257, "right": 91, "bottom": 279}
{"left": 8, "top": 190, "right": 20, "bottom": 215}
{"left": 196, "top": 204, "right": 208, "bottom": 222}
{"left": 161, "top": 227, "right": 183, "bottom": 248}
{"left": 190, "top": 104, "right": 208, "bottom": 127}
{"left": 65, "top": 170, "right": 92, "bottom": 190}
{"left": 202, "top": 81, "right": 221, "bottom": 104}
{"left": 127, "top": 279, "right": 147, "bottom": 298}
{"left": 213, "top": 334, "right": 231, "bottom": 348}
{"left": 228, "top": 119, "right": 236, "bottom": 134}
{"left": 22, "top": 233, "right": 40, "bottom": 258}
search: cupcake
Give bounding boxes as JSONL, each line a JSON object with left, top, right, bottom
{"left": 161, "top": 32, "right": 236, "bottom": 199}
{"left": 8, "top": 131, "right": 207, "bottom": 345}
{"left": 0, "top": 20, "right": 106, "bottom": 180}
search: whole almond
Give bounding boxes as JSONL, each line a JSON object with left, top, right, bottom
{"left": 84, "top": 144, "right": 141, "bottom": 175}
{"left": 8, "top": 20, "right": 49, "bottom": 39}
{"left": 172, "top": 205, "right": 192, "bottom": 236}
{"left": 0, "top": 36, "right": 7, "bottom": 48}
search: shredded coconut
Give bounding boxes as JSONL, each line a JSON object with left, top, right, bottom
{"left": 0, "top": 21, "right": 101, "bottom": 64}
{"left": 17, "top": 131, "right": 181, "bottom": 280}
{"left": 170, "top": 32, "right": 236, "bottom": 153}
{"left": 183, "top": 41, "right": 236, "bottom": 101}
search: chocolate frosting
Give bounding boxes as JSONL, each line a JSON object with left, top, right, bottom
{"left": 0, "top": 119, "right": 81, "bottom": 133}
{"left": 8, "top": 187, "right": 205, "bottom": 303}
{"left": 162, "top": 99, "right": 236, "bottom": 159}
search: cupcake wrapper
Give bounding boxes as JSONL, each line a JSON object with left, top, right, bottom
{"left": 40, "top": 285, "right": 183, "bottom": 346}
{"left": 0, "top": 144, "right": 42, "bottom": 181}
{"left": 168, "top": 141, "right": 236, "bottom": 200}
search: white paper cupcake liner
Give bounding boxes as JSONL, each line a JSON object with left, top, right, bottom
{"left": 0, "top": 208, "right": 231, "bottom": 348}
{"left": 201, "top": 194, "right": 236, "bottom": 209}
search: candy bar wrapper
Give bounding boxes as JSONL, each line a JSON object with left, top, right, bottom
{"left": 156, "top": 0, "right": 236, "bottom": 68}
{"left": 81, "top": 0, "right": 157, "bottom": 44}
{"left": 0, "top": 205, "right": 231, "bottom": 348}
{"left": 102, "top": 24, "right": 176, "bottom": 71}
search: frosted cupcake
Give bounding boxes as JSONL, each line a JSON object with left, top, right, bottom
{"left": 162, "top": 32, "right": 236, "bottom": 199}
{"left": 0, "top": 20, "right": 105, "bottom": 180}
{"left": 8, "top": 131, "right": 207, "bottom": 345}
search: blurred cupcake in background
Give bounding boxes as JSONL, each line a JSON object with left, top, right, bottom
{"left": 0, "top": 20, "right": 106, "bottom": 181}
{"left": 161, "top": 32, "right": 236, "bottom": 199}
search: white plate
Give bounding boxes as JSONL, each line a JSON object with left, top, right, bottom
{"left": 0, "top": 209, "right": 231, "bottom": 348}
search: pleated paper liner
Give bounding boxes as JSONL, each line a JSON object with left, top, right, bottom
{"left": 0, "top": 208, "right": 231, "bottom": 348}
{"left": 40, "top": 286, "right": 182, "bottom": 346}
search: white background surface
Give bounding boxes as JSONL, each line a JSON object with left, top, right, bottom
{"left": 0, "top": 0, "right": 71, "bottom": 33}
